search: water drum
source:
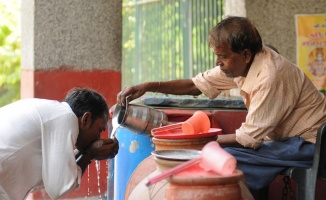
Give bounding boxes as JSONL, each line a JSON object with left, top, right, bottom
{"left": 114, "top": 127, "right": 155, "bottom": 200}
{"left": 166, "top": 168, "right": 244, "bottom": 200}
{"left": 111, "top": 104, "right": 167, "bottom": 200}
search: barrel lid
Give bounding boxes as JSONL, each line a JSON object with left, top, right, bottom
{"left": 152, "top": 149, "right": 201, "bottom": 161}
{"left": 153, "top": 128, "right": 221, "bottom": 139}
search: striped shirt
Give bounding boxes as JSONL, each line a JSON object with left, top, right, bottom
{"left": 192, "top": 46, "right": 326, "bottom": 149}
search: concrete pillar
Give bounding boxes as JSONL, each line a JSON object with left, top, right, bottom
{"left": 21, "top": 0, "right": 122, "bottom": 199}
{"left": 21, "top": 0, "right": 122, "bottom": 105}
{"left": 224, "top": 0, "right": 246, "bottom": 97}
{"left": 225, "top": 0, "right": 246, "bottom": 17}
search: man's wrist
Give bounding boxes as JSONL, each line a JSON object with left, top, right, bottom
{"left": 76, "top": 152, "right": 92, "bottom": 175}
{"left": 82, "top": 151, "right": 92, "bottom": 164}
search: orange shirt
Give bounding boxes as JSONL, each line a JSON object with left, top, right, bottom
{"left": 192, "top": 47, "right": 326, "bottom": 149}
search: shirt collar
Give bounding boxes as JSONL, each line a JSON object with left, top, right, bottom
{"left": 240, "top": 48, "right": 266, "bottom": 94}
{"left": 61, "top": 102, "right": 72, "bottom": 110}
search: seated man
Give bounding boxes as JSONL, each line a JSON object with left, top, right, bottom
{"left": 116, "top": 16, "right": 326, "bottom": 196}
{"left": 0, "top": 87, "right": 119, "bottom": 200}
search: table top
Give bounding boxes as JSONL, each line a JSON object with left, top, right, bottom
{"left": 141, "top": 96, "right": 246, "bottom": 109}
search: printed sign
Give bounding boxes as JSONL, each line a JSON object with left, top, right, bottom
{"left": 296, "top": 14, "right": 326, "bottom": 94}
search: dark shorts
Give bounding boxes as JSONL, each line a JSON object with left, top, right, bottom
{"left": 224, "top": 137, "right": 315, "bottom": 190}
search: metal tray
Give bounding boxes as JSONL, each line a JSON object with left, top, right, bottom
{"left": 151, "top": 149, "right": 201, "bottom": 161}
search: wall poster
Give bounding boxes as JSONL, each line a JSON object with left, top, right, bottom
{"left": 296, "top": 14, "right": 326, "bottom": 94}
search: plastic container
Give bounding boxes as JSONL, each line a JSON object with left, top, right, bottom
{"left": 114, "top": 127, "right": 155, "bottom": 200}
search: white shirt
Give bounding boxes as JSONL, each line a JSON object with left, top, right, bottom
{"left": 0, "top": 99, "right": 82, "bottom": 200}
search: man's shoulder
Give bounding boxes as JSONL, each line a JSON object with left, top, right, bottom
{"left": 32, "top": 99, "right": 76, "bottom": 123}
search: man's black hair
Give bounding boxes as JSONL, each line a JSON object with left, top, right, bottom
{"left": 64, "top": 87, "right": 108, "bottom": 120}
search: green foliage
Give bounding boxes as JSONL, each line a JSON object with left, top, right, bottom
{"left": 0, "top": 0, "right": 21, "bottom": 107}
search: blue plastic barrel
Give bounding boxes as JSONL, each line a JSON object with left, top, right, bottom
{"left": 107, "top": 159, "right": 114, "bottom": 200}
{"left": 114, "top": 127, "right": 155, "bottom": 200}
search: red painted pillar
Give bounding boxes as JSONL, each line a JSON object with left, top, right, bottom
{"left": 21, "top": 67, "right": 121, "bottom": 107}
{"left": 21, "top": 1, "right": 122, "bottom": 199}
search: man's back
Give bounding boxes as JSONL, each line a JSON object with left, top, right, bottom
{"left": 0, "top": 99, "right": 78, "bottom": 200}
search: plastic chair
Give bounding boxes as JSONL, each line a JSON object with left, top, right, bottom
{"left": 281, "top": 123, "right": 326, "bottom": 200}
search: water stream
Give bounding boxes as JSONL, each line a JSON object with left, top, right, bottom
{"left": 95, "top": 160, "right": 101, "bottom": 194}
{"left": 111, "top": 116, "right": 120, "bottom": 139}
{"left": 87, "top": 166, "right": 90, "bottom": 196}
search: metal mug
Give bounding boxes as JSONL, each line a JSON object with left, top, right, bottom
{"left": 112, "top": 101, "right": 167, "bottom": 134}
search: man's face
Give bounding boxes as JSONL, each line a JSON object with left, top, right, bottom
{"left": 76, "top": 113, "right": 108, "bottom": 151}
{"left": 213, "top": 43, "right": 250, "bottom": 78}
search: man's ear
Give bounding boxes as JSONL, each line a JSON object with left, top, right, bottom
{"left": 243, "top": 49, "right": 252, "bottom": 62}
{"left": 80, "top": 112, "right": 92, "bottom": 128}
